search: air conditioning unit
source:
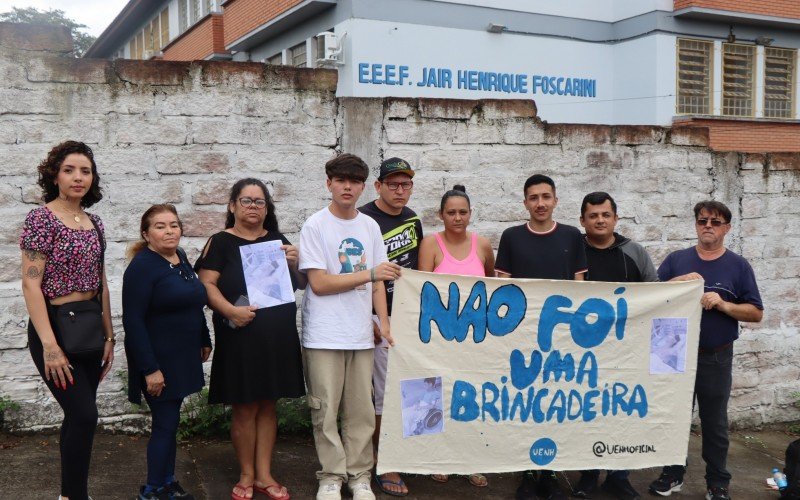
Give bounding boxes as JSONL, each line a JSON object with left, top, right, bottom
{"left": 315, "top": 31, "right": 344, "bottom": 67}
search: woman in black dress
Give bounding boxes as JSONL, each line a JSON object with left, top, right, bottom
{"left": 197, "top": 178, "right": 305, "bottom": 500}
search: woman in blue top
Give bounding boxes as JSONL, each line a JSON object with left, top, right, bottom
{"left": 123, "top": 204, "right": 212, "bottom": 500}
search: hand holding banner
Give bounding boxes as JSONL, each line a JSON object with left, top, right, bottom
{"left": 377, "top": 270, "right": 702, "bottom": 474}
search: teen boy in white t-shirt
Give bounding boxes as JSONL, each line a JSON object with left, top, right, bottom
{"left": 299, "top": 154, "right": 402, "bottom": 500}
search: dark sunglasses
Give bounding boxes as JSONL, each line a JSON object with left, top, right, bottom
{"left": 696, "top": 218, "right": 726, "bottom": 227}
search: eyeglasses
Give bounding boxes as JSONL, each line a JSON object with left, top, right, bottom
{"left": 170, "top": 262, "right": 196, "bottom": 281}
{"left": 238, "top": 197, "right": 267, "bottom": 208}
{"left": 383, "top": 181, "right": 414, "bottom": 191}
{"left": 696, "top": 218, "right": 727, "bottom": 227}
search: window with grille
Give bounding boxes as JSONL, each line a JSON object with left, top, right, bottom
{"left": 676, "top": 39, "right": 713, "bottom": 115}
{"left": 289, "top": 42, "right": 307, "bottom": 68}
{"left": 190, "top": 0, "right": 201, "bottom": 24}
{"left": 178, "top": 0, "right": 188, "bottom": 33}
{"left": 129, "top": 38, "right": 136, "bottom": 60}
{"left": 160, "top": 8, "right": 170, "bottom": 48}
{"left": 204, "top": 0, "right": 214, "bottom": 14}
{"left": 267, "top": 53, "right": 283, "bottom": 65}
{"left": 145, "top": 23, "right": 154, "bottom": 53}
{"left": 136, "top": 31, "right": 144, "bottom": 59}
{"left": 722, "top": 43, "right": 755, "bottom": 117}
{"left": 764, "top": 47, "right": 796, "bottom": 119}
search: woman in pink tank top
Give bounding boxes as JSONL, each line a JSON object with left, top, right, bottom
{"left": 418, "top": 185, "right": 494, "bottom": 488}
{"left": 419, "top": 185, "right": 495, "bottom": 277}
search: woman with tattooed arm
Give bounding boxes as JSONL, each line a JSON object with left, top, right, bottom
{"left": 20, "top": 141, "right": 114, "bottom": 500}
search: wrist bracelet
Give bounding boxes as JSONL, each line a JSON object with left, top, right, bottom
{"left": 370, "top": 268, "right": 376, "bottom": 283}
{"left": 105, "top": 336, "right": 116, "bottom": 345}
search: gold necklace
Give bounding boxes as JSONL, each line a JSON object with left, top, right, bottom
{"left": 58, "top": 199, "right": 82, "bottom": 223}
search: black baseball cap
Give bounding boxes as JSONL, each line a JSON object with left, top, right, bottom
{"left": 378, "top": 157, "right": 415, "bottom": 181}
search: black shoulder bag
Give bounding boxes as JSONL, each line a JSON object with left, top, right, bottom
{"left": 52, "top": 217, "right": 106, "bottom": 355}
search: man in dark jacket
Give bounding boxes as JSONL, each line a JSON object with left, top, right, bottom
{"left": 572, "top": 192, "right": 657, "bottom": 500}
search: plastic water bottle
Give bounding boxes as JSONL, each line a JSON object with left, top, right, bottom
{"left": 773, "top": 468, "right": 788, "bottom": 490}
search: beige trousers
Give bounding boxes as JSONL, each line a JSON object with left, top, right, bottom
{"left": 304, "top": 348, "right": 376, "bottom": 485}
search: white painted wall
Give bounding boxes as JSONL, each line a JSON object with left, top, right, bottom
{"left": 427, "top": 0, "right": 673, "bottom": 22}
{"left": 336, "top": 18, "right": 677, "bottom": 125}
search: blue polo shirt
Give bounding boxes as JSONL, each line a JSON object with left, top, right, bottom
{"left": 658, "top": 247, "right": 763, "bottom": 349}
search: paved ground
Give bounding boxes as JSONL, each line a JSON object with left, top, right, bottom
{"left": 0, "top": 428, "right": 793, "bottom": 499}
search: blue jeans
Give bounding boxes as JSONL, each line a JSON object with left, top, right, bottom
{"left": 145, "top": 397, "right": 184, "bottom": 488}
{"left": 663, "top": 344, "right": 733, "bottom": 488}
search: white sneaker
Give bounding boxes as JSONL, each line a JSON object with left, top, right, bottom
{"left": 316, "top": 482, "right": 342, "bottom": 500}
{"left": 349, "top": 481, "right": 376, "bottom": 500}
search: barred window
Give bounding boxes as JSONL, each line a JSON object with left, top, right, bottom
{"left": 136, "top": 31, "right": 144, "bottom": 60}
{"left": 722, "top": 43, "right": 755, "bottom": 117}
{"left": 764, "top": 47, "right": 796, "bottom": 119}
{"left": 676, "top": 39, "right": 713, "bottom": 115}
{"left": 178, "top": 0, "right": 188, "bottom": 33}
{"left": 190, "top": 0, "right": 201, "bottom": 24}
{"left": 267, "top": 53, "right": 283, "bottom": 65}
{"left": 144, "top": 22, "right": 154, "bottom": 53}
{"left": 129, "top": 38, "right": 136, "bottom": 60}
{"left": 289, "top": 42, "right": 307, "bottom": 68}
{"left": 160, "top": 8, "right": 170, "bottom": 48}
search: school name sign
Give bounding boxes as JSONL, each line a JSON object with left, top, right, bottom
{"left": 377, "top": 270, "right": 702, "bottom": 474}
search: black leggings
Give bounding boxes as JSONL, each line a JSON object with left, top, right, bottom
{"left": 29, "top": 322, "right": 103, "bottom": 500}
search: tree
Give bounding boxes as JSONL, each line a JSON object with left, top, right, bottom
{"left": 0, "top": 7, "right": 97, "bottom": 57}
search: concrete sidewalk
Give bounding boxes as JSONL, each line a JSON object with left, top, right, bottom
{"left": 0, "top": 429, "right": 792, "bottom": 499}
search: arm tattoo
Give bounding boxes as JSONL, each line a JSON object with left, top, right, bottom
{"left": 25, "top": 266, "right": 41, "bottom": 279}
{"left": 23, "top": 249, "right": 44, "bottom": 261}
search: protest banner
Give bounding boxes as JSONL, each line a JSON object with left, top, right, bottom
{"left": 377, "top": 270, "right": 702, "bottom": 474}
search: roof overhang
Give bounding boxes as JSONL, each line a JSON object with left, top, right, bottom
{"left": 226, "top": 0, "right": 336, "bottom": 52}
{"left": 84, "top": 0, "right": 163, "bottom": 58}
{"left": 672, "top": 7, "right": 800, "bottom": 29}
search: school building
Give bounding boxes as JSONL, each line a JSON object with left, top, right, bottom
{"left": 85, "top": 0, "right": 800, "bottom": 152}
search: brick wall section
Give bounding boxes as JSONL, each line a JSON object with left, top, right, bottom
{"left": 163, "top": 13, "right": 227, "bottom": 61}
{"left": 1, "top": 23, "right": 800, "bottom": 431}
{"left": 674, "top": 118, "right": 800, "bottom": 152}
{"left": 223, "top": 0, "right": 303, "bottom": 47}
{"left": 673, "top": 0, "right": 800, "bottom": 19}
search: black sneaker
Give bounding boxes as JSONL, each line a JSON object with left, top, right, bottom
{"left": 705, "top": 486, "right": 731, "bottom": 500}
{"left": 516, "top": 471, "right": 538, "bottom": 500}
{"left": 138, "top": 486, "right": 169, "bottom": 500}
{"left": 601, "top": 475, "right": 640, "bottom": 500}
{"left": 537, "top": 471, "right": 567, "bottom": 500}
{"left": 648, "top": 472, "right": 683, "bottom": 497}
{"left": 166, "top": 481, "right": 195, "bottom": 499}
{"left": 572, "top": 472, "right": 598, "bottom": 498}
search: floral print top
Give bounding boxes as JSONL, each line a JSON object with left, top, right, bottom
{"left": 20, "top": 206, "right": 105, "bottom": 300}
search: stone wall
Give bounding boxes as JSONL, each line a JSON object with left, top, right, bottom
{"left": 1, "top": 23, "right": 798, "bottom": 430}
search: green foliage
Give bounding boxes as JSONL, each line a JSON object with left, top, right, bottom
{"left": 277, "top": 397, "right": 313, "bottom": 435}
{"left": 175, "top": 391, "right": 312, "bottom": 441}
{"left": 0, "top": 7, "right": 96, "bottom": 57}
{"left": 0, "top": 395, "right": 20, "bottom": 429}
{"left": 0, "top": 395, "right": 19, "bottom": 413}
{"left": 177, "top": 388, "right": 231, "bottom": 441}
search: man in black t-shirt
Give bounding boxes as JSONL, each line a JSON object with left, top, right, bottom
{"left": 573, "top": 192, "right": 657, "bottom": 500}
{"left": 358, "top": 157, "right": 423, "bottom": 497}
{"left": 496, "top": 174, "right": 586, "bottom": 500}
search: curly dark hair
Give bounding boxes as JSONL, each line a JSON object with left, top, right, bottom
{"left": 225, "top": 178, "right": 279, "bottom": 232}
{"left": 37, "top": 141, "right": 103, "bottom": 207}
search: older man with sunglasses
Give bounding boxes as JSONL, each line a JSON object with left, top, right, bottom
{"left": 648, "top": 201, "right": 763, "bottom": 500}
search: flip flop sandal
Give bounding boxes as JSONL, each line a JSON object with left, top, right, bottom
{"left": 231, "top": 483, "right": 253, "bottom": 500}
{"left": 469, "top": 473, "right": 489, "bottom": 487}
{"left": 374, "top": 474, "right": 409, "bottom": 497}
{"left": 431, "top": 474, "right": 450, "bottom": 483}
{"left": 254, "top": 483, "right": 290, "bottom": 500}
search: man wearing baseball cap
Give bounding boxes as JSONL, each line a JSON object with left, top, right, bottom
{"left": 359, "top": 157, "right": 423, "bottom": 497}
